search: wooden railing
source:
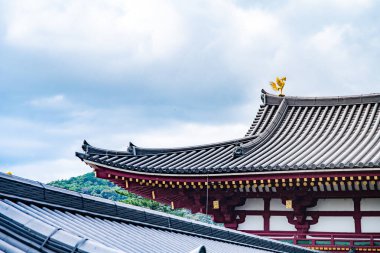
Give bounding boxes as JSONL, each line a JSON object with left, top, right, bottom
{"left": 272, "top": 233, "right": 380, "bottom": 249}
{"left": 243, "top": 232, "right": 380, "bottom": 250}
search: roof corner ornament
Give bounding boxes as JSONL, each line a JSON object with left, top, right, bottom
{"left": 261, "top": 89, "right": 267, "bottom": 104}
{"left": 128, "top": 142, "right": 137, "bottom": 156}
{"left": 233, "top": 144, "right": 244, "bottom": 158}
{"left": 82, "top": 140, "right": 90, "bottom": 153}
{"left": 269, "top": 76, "right": 286, "bottom": 97}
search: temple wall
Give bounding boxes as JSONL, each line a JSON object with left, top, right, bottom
{"left": 235, "top": 198, "right": 264, "bottom": 210}
{"left": 309, "top": 217, "right": 355, "bottom": 232}
{"left": 361, "top": 198, "right": 380, "bottom": 211}
{"left": 235, "top": 197, "right": 380, "bottom": 234}
{"left": 270, "top": 216, "right": 296, "bottom": 231}
{"left": 237, "top": 215, "right": 264, "bottom": 230}
{"left": 270, "top": 199, "right": 289, "bottom": 211}
{"left": 308, "top": 199, "right": 354, "bottom": 211}
{"left": 362, "top": 217, "right": 380, "bottom": 232}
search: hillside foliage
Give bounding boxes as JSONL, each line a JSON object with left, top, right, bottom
{"left": 48, "top": 172, "right": 216, "bottom": 224}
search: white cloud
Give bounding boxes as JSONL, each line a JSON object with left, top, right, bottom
{"left": 285, "top": 0, "right": 373, "bottom": 15}
{"left": 4, "top": 158, "right": 91, "bottom": 183}
{"left": 0, "top": 102, "right": 250, "bottom": 182}
{"left": 0, "top": 119, "right": 248, "bottom": 182}
{"left": 2, "top": 0, "right": 380, "bottom": 184}
{"left": 309, "top": 25, "right": 352, "bottom": 53}
{"left": 0, "top": 117, "right": 50, "bottom": 158}
{"left": 30, "top": 94, "right": 68, "bottom": 108}
{"left": 4, "top": 0, "right": 186, "bottom": 64}
{"left": 306, "top": 0, "right": 372, "bottom": 10}
{"left": 113, "top": 122, "right": 248, "bottom": 149}
{"left": 3, "top": 0, "right": 380, "bottom": 93}
{"left": 3, "top": 122, "right": 244, "bottom": 183}
{"left": 0, "top": 139, "right": 48, "bottom": 151}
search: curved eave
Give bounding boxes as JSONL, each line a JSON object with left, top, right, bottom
{"left": 81, "top": 136, "right": 255, "bottom": 157}
{"left": 77, "top": 90, "right": 380, "bottom": 177}
{"left": 128, "top": 136, "right": 257, "bottom": 155}
{"left": 83, "top": 159, "right": 380, "bottom": 179}
{"left": 263, "top": 89, "right": 380, "bottom": 106}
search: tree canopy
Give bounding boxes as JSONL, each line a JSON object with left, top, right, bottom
{"left": 49, "top": 172, "right": 216, "bottom": 224}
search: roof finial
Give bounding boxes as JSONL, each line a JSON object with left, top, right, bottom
{"left": 269, "top": 76, "right": 286, "bottom": 97}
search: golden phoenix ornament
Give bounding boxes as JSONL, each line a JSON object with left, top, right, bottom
{"left": 269, "top": 76, "right": 286, "bottom": 96}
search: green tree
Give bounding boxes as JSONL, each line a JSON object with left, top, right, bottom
{"left": 49, "top": 173, "right": 216, "bottom": 224}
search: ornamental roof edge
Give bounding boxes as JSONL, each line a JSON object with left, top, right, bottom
{"left": 262, "top": 89, "right": 380, "bottom": 106}
{"left": 233, "top": 98, "right": 289, "bottom": 158}
{"left": 80, "top": 159, "right": 380, "bottom": 177}
{"left": 78, "top": 135, "right": 257, "bottom": 158}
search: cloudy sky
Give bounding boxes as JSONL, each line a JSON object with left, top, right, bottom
{"left": 1, "top": 0, "right": 379, "bottom": 182}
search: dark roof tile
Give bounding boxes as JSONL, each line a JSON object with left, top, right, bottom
{"left": 0, "top": 172, "right": 315, "bottom": 253}
{"left": 77, "top": 90, "right": 380, "bottom": 176}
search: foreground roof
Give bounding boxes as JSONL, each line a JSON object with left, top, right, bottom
{"left": 76, "top": 90, "right": 380, "bottom": 176}
{"left": 0, "top": 172, "right": 315, "bottom": 253}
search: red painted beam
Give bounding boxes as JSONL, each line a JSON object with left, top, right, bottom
{"left": 93, "top": 165, "right": 380, "bottom": 183}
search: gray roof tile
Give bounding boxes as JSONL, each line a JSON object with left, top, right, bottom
{"left": 0, "top": 173, "right": 315, "bottom": 253}
{"left": 76, "top": 90, "right": 380, "bottom": 175}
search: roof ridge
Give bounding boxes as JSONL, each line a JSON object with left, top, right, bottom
{"left": 128, "top": 137, "right": 254, "bottom": 155}
{"left": 233, "top": 98, "right": 289, "bottom": 158}
{"left": 262, "top": 89, "right": 380, "bottom": 106}
{"left": 79, "top": 135, "right": 258, "bottom": 158}
{"left": 0, "top": 199, "right": 124, "bottom": 253}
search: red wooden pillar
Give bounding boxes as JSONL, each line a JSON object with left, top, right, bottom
{"left": 263, "top": 198, "right": 270, "bottom": 232}
{"left": 353, "top": 198, "right": 362, "bottom": 233}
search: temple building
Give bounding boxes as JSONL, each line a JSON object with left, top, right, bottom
{"left": 76, "top": 90, "right": 380, "bottom": 252}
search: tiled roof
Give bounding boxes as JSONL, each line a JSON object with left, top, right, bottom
{"left": 76, "top": 90, "right": 380, "bottom": 176}
{"left": 0, "top": 173, "right": 314, "bottom": 253}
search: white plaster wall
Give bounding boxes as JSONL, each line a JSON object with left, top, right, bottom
{"left": 237, "top": 215, "right": 264, "bottom": 230}
{"left": 270, "top": 199, "right": 289, "bottom": 211}
{"left": 308, "top": 199, "right": 354, "bottom": 211}
{"left": 362, "top": 217, "right": 380, "bottom": 233}
{"left": 361, "top": 198, "right": 380, "bottom": 211}
{"left": 309, "top": 217, "right": 354, "bottom": 232}
{"left": 270, "top": 216, "right": 296, "bottom": 231}
{"left": 235, "top": 198, "right": 264, "bottom": 210}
